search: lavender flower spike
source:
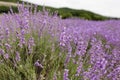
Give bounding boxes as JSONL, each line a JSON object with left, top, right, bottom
{"left": 63, "top": 69, "right": 69, "bottom": 80}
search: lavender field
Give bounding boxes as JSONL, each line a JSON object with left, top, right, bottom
{"left": 0, "top": 4, "right": 120, "bottom": 80}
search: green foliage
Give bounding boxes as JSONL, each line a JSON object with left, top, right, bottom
{"left": 57, "top": 8, "right": 111, "bottom": 20}
{"left": 0, "top": 6, "right": 18, "bottom": 13}
{"left": 36, "top": 6, "right": 113, "bottom": 20}
{"left": 0, "top": 6, "right": 10, "bottom": 13}
{"left": 0, "top": 0, "right": 19, "bottom": 2}
{"left": 60, "top": 12, "right": 72, "bottom": 19}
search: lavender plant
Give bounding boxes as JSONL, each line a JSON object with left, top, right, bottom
{"left": 0, "top": 3, "right": 120, "bottom": 80}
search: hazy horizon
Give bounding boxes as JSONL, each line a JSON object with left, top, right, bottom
{"left": 22, "top": 0, "right": 120, "bottom": 18}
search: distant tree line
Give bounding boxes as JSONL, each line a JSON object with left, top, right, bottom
{"left": 0, "top": 0, "right": 119, "bottom": 20}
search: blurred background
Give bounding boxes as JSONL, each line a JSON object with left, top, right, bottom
{"left": 0, "top": 0, "right": 120, "bottom": 20}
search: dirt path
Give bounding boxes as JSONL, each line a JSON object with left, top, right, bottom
{"left": 0, "top": 1, "right": 19, "bottom": 6}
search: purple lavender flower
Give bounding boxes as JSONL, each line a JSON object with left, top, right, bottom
{"left": 34, "top": 60, "right": 43, "bottom": 68}
{"left": 5, "top": 28, "right": 9, "bottom": 36}
{"left": 75, "top": 62, "right": 83, "bottom": 76}
{"left": 21, "top": 29, "right": 26, "bottom": 35}
{"left": 15, "top": 52, "right": 21, "bottom": 62}
{"left": 64, "top": 55, "right": 70, "bottom": 67}
{"left": 28, "top": 37, "right": 35, "bottom": 54}
{"left": 0, "top": 49, "right": 5, "bottom": 55}
{"left": 63, "top": 69, "right": 69, "bottom": 80}
{"left": 5, "top": 43, "right": 11, "bottom": 50}
{"left": 4, "top": 53, "right": 9, "bottom": 59}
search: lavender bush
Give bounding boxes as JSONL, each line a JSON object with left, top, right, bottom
{"left": 0, "top": 3, "right": 120, "bottom": 80}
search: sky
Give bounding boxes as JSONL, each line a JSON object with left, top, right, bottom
{"left": 22, "top": 0, "right": 120, "bottom": 18}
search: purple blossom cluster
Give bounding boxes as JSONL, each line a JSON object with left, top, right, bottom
{"left": 60, "top": 19, "right": 120, "bottom": 79}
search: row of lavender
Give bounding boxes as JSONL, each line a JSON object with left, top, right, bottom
{"left": 0, "top": 4, "right": 120, "bottom": 80}
{"left": 60, "top": 19, "right": 120, "bottom": 80}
